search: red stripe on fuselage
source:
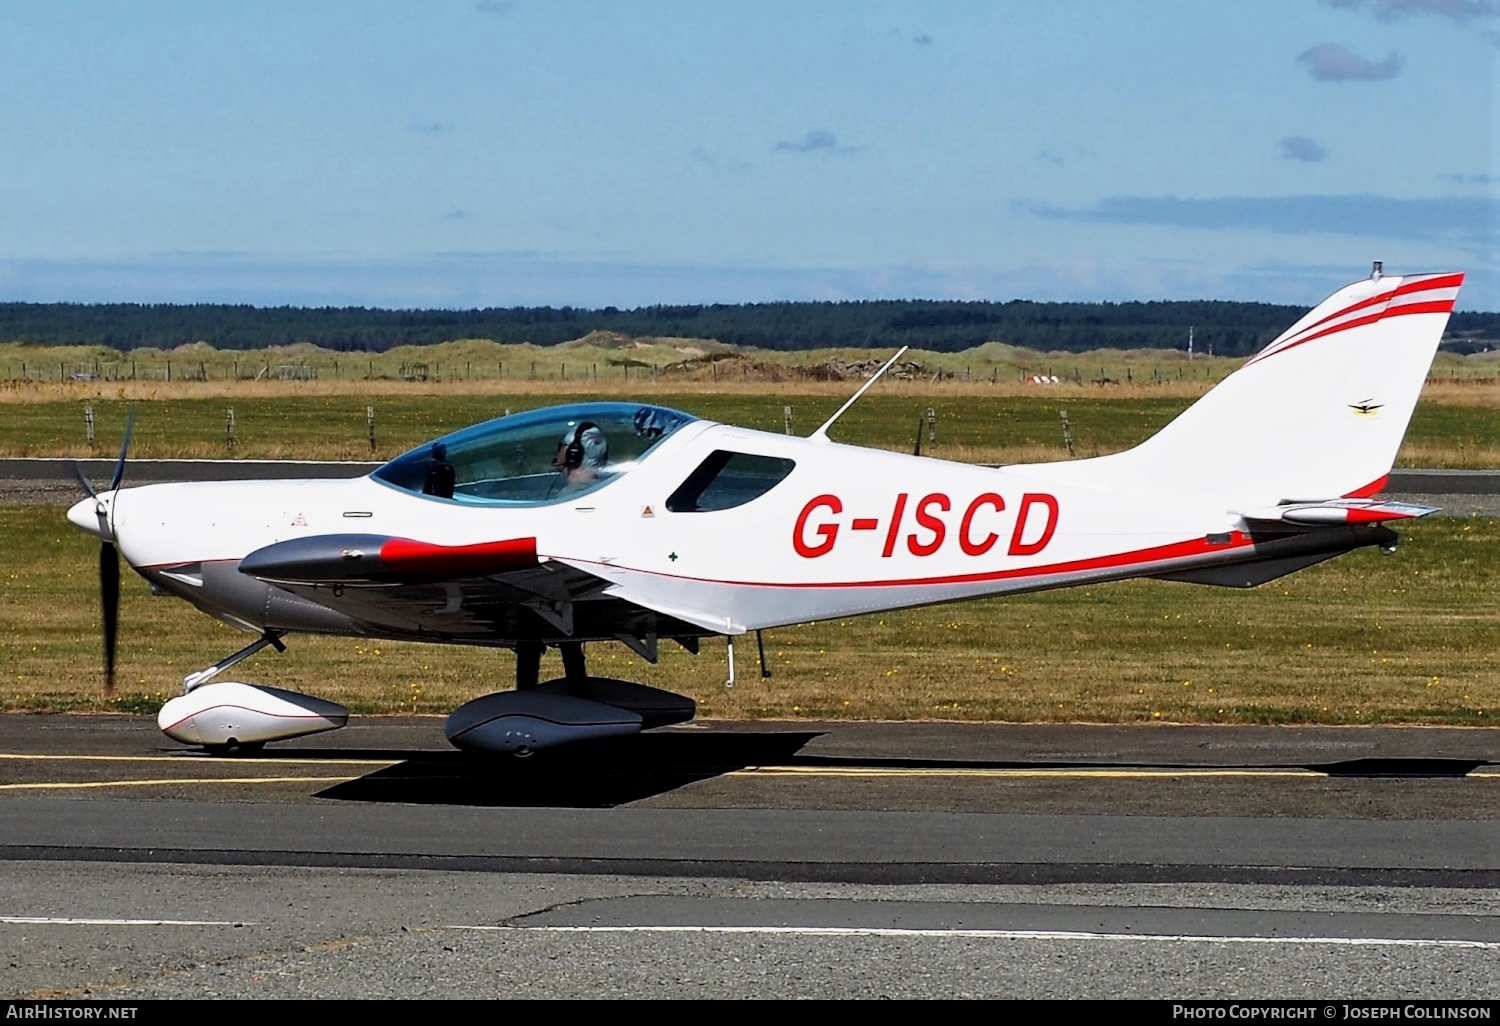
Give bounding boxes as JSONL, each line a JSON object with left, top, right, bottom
{"left": 564, "top": 531, "right": 1259, "bottom": 592}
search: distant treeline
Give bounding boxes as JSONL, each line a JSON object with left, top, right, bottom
{"left": 1, "top": 300, "right": 1496, "bottom": 356}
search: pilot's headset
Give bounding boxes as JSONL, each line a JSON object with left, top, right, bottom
{"left": 561, "top": 421, "right": 608, "bottom": 470}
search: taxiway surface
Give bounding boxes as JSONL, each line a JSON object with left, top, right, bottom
{"left": 2, "top": 715, "right": 1499, "bottom": 999}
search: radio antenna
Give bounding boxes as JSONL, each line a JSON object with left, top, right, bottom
{"left": 809, "top": 346, "right": 909, "bottom": 443}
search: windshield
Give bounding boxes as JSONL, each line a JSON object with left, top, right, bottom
{"left": 372, "top": 402, "right": 696, "bottom": 505}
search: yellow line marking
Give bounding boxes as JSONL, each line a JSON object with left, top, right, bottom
{"left": 733, "top": 766, "right": 1498, "bottom": 779}
{"left": 733, "top": 767, "right": 1330, "bottom": 779}
{"left": 0, "top": 776, "right": 359, "bottom": 791}
{"left": 0, "top": 916, "right": 252, "bottom": 926}
{"left": 0, "top": 754, "right": 397, "bottom": 767}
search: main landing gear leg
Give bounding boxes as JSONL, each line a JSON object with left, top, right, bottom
{"left": 560, "top": 641, "right": 587, "bottom": 695}
{"left": 516, "top": 640, "right": 544, "bottom": 691}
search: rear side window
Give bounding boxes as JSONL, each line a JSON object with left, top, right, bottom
{"left": 666, "top": 451, "right": 796, "bottom": 513}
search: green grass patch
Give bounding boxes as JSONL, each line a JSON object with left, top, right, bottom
{"left": 1, "top": 504, "right": 1496, "bottom": 724}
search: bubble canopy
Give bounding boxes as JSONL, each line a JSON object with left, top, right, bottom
{"left": 372, "top": 402, "right": 697, "bottom": 505}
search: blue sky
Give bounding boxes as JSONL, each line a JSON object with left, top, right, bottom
{"left": 1, "top": 1, "right": 1496, "bottom": 310}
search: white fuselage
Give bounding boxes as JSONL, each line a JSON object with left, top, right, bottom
{"left": 85, "top": 419, "right": 1269, "bottom": 640}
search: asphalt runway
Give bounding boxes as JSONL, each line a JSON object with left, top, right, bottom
{"left": 3, "top": 715, "right": 1500, "bottom": 999}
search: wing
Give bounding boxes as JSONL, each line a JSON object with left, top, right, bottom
{"left": 237, "top": 533, "right": 706, "bottom": 658}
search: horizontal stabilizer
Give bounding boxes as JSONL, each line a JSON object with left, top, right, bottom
{"left": 1236, "top": 499, "right": 1438, "bottom": 526}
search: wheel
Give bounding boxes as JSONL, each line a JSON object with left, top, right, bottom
{"left": 203, "top": 738, "right": 266, "bottom": 757}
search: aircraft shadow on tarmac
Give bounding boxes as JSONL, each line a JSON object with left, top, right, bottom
{"left": 237, "top": 733, "right": 1499, "bottom": 809}
{"left": 310, "top": 731, "right": 828, "bottom": 808}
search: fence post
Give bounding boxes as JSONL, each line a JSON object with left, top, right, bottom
{"left": 226, "top": 407, "right": 236, "bottom": 453}
{"left": 784, "top": 406, "right": 793, "bottom": 435}
{"left": 85, "top": 404, "right": 96, "bottom": 449}
{"left": 367, "top": 405, "right": 376, "bottom": 453}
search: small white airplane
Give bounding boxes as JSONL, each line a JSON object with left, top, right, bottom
{"left": 67, "top": 265, "right": 1463, "bottom": 755}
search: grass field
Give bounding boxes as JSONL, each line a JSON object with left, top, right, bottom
{"left": 3, "top": 337, "right": 1495, "bottom": 724}
{"left": 2, "top": 389, "right": 1498, "bottom": 468}
{"left": 2, "top": 505, "right": 1496, "bottom": 725}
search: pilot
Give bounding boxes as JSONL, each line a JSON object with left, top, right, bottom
{"left": 552, "top": 421, "right": 609, "bottom": 496}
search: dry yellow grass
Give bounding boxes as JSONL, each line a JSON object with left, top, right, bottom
{"left": 0, "top": 371, "right": 1225, "bottom": 404}
{"left": 3, "top": 338, "right": 1495, "bottom": 409}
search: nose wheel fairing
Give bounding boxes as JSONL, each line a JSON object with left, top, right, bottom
{"left": 157, "top": 681, "right": 348, "bottom": 748}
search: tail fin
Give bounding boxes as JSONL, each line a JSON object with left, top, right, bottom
{"left": 1102, "top": 270, "right": 1463, "bottom": 505}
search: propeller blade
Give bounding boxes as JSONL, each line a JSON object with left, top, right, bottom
{"left": 108, "top": 406, "right": 135, "bottom": 492}
{"left": 70, "top": 460, "right": 99, "bottom": 500}
{"left": 101, "top": 541, "right": 119, "bottom": 693}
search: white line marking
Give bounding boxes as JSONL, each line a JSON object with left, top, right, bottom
{"left": 0, "top": 917, "right": 253, "bottom": 927}
{"left": 448, "top": 924, "right": 1500, "bottom": 949}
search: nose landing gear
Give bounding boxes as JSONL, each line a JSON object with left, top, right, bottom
{"left": 159, "top": 634, "right": 348, "bottom": 753}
